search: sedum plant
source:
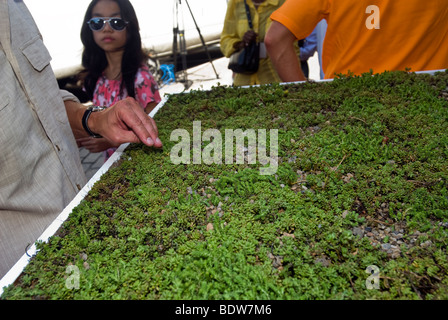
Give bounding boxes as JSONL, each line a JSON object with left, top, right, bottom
{"left": 2, "top": 70, "right": 448, "bottom": 300}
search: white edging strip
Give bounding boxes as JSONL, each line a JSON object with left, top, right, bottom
{"left": 0, "top": 142, "right": 128, "bottom": 296}
{"left": 0, "top": 96, "right": 170, "bottom": 296}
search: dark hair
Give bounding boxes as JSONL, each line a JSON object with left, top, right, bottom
{"left": 80, "top": 0, "right": 145, "bottom": 100}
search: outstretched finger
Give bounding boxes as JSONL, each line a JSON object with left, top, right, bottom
{"left": 115, "top": 98, "right": 162, "bottom": 148}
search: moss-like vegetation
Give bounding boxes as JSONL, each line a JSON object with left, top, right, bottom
{"left": 2, "top": 70, "right": 448, "bottom": 299}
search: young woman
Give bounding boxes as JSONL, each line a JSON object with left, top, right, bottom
{"left": 78, "top": 0, "right": 161, "bottom": 159}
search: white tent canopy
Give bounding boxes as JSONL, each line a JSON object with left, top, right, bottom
{"left": 25, "top": 0, "right": 228, "bottom": 79}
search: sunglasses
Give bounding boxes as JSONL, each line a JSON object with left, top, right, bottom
{"left": 87, "top": 17, "right": 129, "bottom": 31}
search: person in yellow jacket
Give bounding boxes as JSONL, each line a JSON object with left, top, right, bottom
{"left": 220, "top": 0, "right": 303, "bottom": 86}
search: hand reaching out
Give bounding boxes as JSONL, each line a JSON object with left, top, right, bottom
{"left": 88, "top": 97, "right": 163, "bottom": 148}
{"left": 66, "top": 97, "right": 163, "bottom": 149}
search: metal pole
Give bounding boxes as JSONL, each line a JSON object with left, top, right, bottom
{"left": 172, "top": 0, "right": 179, "bottom": 74}
{"left": 184, "top": 0, "right": 219, "bottom": 79}
{"left": 178, "top": 0, "right": 188, "bottom": 84}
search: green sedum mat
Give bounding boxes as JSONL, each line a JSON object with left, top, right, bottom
{"left": 2, "top": 70, "right": 448, "bottom": 299}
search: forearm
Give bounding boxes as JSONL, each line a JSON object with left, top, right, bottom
{"left": 272, "top": 45, "right": 306, "bottom": 82}
{"left": 64, "top": 99, "right": 90, "bottom": 140}
{"left": 265, "top": 21, "right": 306, "bottom": 82}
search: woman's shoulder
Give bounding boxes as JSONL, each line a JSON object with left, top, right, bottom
{"left": 135, "top": 64, "right": 157, "bottom": 81}
{"left": 135, "top": 64, "right": 153, "bottom": 78}
{"left": 135, "top": 64, "right": 156, "bottom": 86}
{"left": 137, "top": 63, "right": 151, "bottom": 74}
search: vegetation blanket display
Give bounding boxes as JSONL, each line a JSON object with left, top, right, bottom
{"left": 2, "top": 70, "right": 448, "bottom": 300}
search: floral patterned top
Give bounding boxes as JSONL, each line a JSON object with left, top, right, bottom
{"left": 92, "top": 64, "right": 161, "bottom": 109}
{"left": 90, "top": 64, "right": 161, "bottom": 159}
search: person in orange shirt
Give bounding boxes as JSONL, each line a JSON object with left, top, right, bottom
{"left": 265, "top": 0, "right": 448, "bottom": 81}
